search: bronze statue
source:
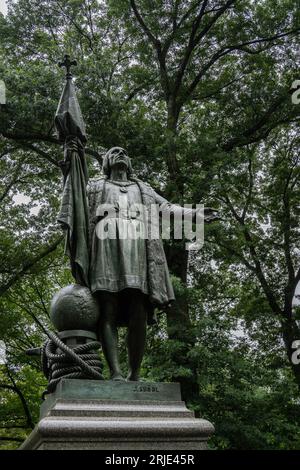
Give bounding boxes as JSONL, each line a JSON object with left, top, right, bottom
{"left": 56, "top": 57, "right": 217, "bottom": 382}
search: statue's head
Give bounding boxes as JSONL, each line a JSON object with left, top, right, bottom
{"left": 102, "top": 147, "right": 133, "bottom": 178}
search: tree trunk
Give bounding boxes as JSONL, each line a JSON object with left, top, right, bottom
{"left": 164, "top": 99, "right": 199, "bottom": 401}
{"left": 165, "top": 98, "right": 184, "bottom": 200}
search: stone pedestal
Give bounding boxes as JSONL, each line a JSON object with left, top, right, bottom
{"left": 20, "top": 379, "right": 214, "bottom": 450}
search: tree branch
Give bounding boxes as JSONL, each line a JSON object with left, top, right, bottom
{"left": 130, "top": 0, "right": 161, "bottom": 48}
{"left": 4, "top": 367, "right": 34, "bottom": 429}
{"left": 184, "top": 27, "right": 299, "bottom": 102}
{"left": 53, "top": 0, "right": 94, "bottom": 51}
{"left": 1, "top": 131, "right": 102, "bottom": 162}
{"left": 221, "top": 94, "right": 290, "bottom": 151}
{"left": 208, "top": 237, "right": 256, "bottom": 272}
{"left": 21, "top": 143, "right": 60, "bottom": 167}
{"left": 191, "top": 75, "right": 242, "bottom": 101}
{"left": 130, "top": 0, "right": 170, "bottom": 96}
{"left": 0, "top": 236, "right": 64, "bottom": 297}
{"left": 1, "top": 130, "right": 59, "bottom": 145}
{"left": 7, "top": 296, "right": 50, "bottom": 335}
{"left": 174, "top": 0, "right": 237, "bottom": 96}
{"left": 223, "top": 193, "right": 282, "bottom": 316}
{"left": 173, "top": 0, "right": 210, "bottom": 95}
{"left": 194, "top": 0, "right": 236, "bottom": 44}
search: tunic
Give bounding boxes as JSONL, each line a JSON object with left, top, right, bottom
{"left": 89, "top": 180, "right": 149, "bottom": 295}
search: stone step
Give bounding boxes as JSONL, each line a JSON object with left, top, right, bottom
{"left": 48, "top": 399, "right": 194, "bottom": 418}
{"left": 39, "top": 416, "right": 214, "bottom": 438}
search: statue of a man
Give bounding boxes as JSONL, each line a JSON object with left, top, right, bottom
{"left": 59, "top": 145, "right": 215, "bottom": 381}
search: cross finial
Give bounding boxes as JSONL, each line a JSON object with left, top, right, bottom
{"left": 58, "top": 54, "right": 77, "bottom": 80}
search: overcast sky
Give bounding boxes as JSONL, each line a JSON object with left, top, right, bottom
{"left": 0, "top": 0, "right": 7, "bottom": 16}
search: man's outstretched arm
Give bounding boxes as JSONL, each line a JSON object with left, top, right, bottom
{"left": 153, "top": 192, "right": 219, "bottom": 223}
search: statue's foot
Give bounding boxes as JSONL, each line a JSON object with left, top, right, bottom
{"left": 127, "top": 371, "right": 140, "bottom": 382}
{"left": 111, "top": 372, "right": 126, "bottom": 381}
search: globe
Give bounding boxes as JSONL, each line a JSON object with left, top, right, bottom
{"left": 50, "top": 284, "right": 100, "bottom": 332}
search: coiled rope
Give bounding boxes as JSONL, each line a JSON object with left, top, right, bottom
{"left": 42, "top": 329, "right": 103, "bottom": 399}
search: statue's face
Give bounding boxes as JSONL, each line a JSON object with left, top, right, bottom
{"left": 108, "top": 147, "right": 130, "bottom": 172}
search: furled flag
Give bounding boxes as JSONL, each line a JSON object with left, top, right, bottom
{"left": 55, "top": 56, "right": 90, "bottom": 287}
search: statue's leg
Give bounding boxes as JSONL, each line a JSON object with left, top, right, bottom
{"left": 97, "top": 292, "right": 124, "bottom": 381}
{"left": 126, "top": 290, "right": 147, "bottom": 381}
